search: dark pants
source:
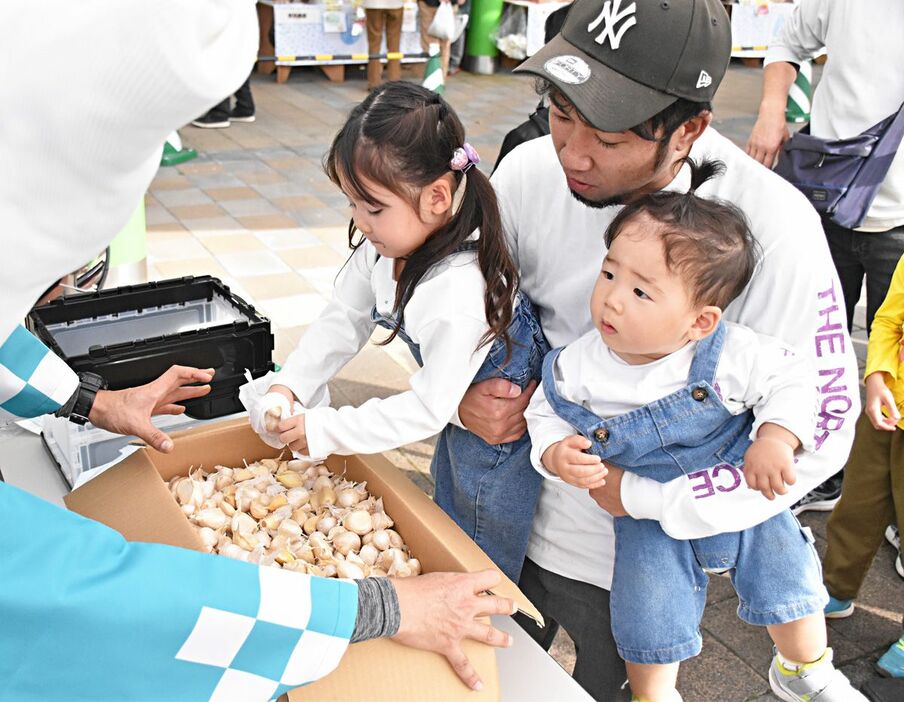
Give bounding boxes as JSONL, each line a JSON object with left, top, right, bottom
{"left": 205, "top": 75, "right": 255, "bottom": 121}
{"left": 823, "top": 218, "right": 904, "bottom": 334}
{"left": 514, "top": 558, "right": 630, "bottom": 702}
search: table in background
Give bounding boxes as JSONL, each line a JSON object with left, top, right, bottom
{"left": 257, "top": 0, "right": 427, "bottom": 84}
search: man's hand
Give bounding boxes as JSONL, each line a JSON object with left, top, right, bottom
{"left": 588, "top": 464, "right": 627, "bottom": 516}
{"left": 391, "top": 570, "right": 516, "bottom": 691}
{"left": 745, "top": 112, "right": 790, "bottom": 168}
{"left": 88, "top": 365, "right": 214, "bottom": 452}
{"left": 865, "top": 371, "right": 901, "bottom": 431}
{"left": 458, "top": 378, "right": 536, "bottom": 445}
{"left": 278, "top": 413, "right": 309, "bottom": 454}
{"left": 743, "top": 438, "right": 797, "bottom": 500}
{"left": 541, "top": 435, "right": 607, "bottom": 489}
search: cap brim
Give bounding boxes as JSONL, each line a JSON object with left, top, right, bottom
{"left": 515, "top": 35, "right": 678, "bottom": 133}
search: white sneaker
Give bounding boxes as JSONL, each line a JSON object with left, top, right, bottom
{"left": 886, "top": 526, "right": 903, "bottom": 579}
{"left": 769, "top": 648, "right": 867, "bottom": 701}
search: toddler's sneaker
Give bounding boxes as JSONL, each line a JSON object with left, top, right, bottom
{"left": 877, "top": 636, "right": 904, "bottom": 678}
{"left": 825, "top": 595, "right": 855, "bottom": 619}
{"left": 769, "top": 648, "right": 867, "bottom": 701}
{"left": 885, "top": 525, "right": 903, "bottom": 579}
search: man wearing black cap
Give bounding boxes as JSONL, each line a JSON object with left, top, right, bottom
{"left": 456, "top": 1, "right": 860, "bottom": 700}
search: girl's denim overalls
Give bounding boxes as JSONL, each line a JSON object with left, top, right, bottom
{"left": 541, "top": 323, "right": 827, "bottom": 664}
{"left": 371, "top": 252, "right": 549, "bottom": 582}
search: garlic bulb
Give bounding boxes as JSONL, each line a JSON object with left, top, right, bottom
{"left": 173, "top": 457, "right": 419, "bottom": 580}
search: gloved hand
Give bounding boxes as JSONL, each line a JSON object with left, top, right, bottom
{"left": 248, "top": 391, "right": 292, "bottom": 449}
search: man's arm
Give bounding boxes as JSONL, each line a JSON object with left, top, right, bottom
{"left": 746, "top": 0, "right": 830, "bottom": 167}
{"left": 746, "top": 62, "right": 796, "bottom": 168}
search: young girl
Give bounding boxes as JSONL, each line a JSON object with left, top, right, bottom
{"left": 821, "top": 251, "right": 904, "bottom": 679}
{"left": 526, "top": 161, "right": 865, "bottom": 702}
{"left": 240, "top": 82, "right": 548, "bottom": 583}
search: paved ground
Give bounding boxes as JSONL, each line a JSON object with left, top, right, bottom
{"left": 145, "top": 60, "right": 901, "bottom": 701}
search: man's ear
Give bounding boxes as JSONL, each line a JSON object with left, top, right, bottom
{"left": 688, "top": 305, "right": 722, "bottom": 341}
{"left": 671, "top": 111, "right": 712, "bottom": 153}
{"left": 420, "top": 175, "right": 454, "bottom": 218}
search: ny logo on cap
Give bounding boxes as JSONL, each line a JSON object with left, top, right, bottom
{"left": 588, "top": 0, "right": 637, "bottom": 51}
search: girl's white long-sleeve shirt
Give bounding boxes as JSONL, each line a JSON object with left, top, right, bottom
{"left": 271, "top": 240, "right": 493, "bottom": 458}
{"left": 526, "top": 323, "right": 818, "bottom": 483}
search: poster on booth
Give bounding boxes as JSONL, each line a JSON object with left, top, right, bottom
{"left": 274, "top": 1, "right": 423, "bottom": 62}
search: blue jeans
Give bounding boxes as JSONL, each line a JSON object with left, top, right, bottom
{"left": 373, "top": 294, "right": 549, "bottom": 582}
{"left": 542, "top": 323, "right": 827, "bottom": 664}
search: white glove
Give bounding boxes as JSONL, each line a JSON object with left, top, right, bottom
{"left": 249, "top": 392, "right": 292, "bottom": 448}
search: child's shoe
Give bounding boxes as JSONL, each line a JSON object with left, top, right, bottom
{"left": 877, "top": 636, "right": 904, "bottom": 678}
{"left": 769, "top": 648, "right": 867, "bottom": 701}
{"left": 884, "top": 526, "right": 903, "bottom": 579}
{"left": 825, "top": 595, "right": 855, "bottom": 619}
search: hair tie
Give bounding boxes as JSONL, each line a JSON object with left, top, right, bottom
{"left": 450, "top": 143, "right": 480, "bottom": 174}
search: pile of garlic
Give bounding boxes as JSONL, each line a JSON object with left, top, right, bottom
{"left": 169, "top": 457, "right": 421, "bottom": 579}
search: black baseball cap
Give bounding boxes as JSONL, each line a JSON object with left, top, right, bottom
{"left": 516, "top": 0, "right": 731, "bottom": 132}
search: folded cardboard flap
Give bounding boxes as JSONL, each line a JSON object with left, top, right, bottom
{"left": 65, "top": 419, "right": 542, "bottom": 702}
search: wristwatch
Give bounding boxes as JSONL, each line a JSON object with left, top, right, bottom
{"left": 56, "top": 372, "right": 108, "bottom": 425}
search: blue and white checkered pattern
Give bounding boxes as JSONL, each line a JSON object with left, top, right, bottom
{"left": 0, "top": 482, "right": 358, "bottom": 702}
{"left": 176, "top": 568, "right": 357, "bottom": 701}
{"left": 0, "top": 324, "right": 78, "bottom": 421}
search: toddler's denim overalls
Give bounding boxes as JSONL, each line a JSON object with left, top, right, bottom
{"left": 541, "top": 323, "right": 827, "bottom": 664}
{"left": 371, "top": 250, "right": 549, "bottom": 582}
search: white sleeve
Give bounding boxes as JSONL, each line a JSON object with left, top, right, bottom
{"left": 621, "top": 220, "right": 859, "bottom": 539}
{"left": 272, "top": 247, "right": 377, "bottom": 409}
{"left": 302, "top": 266, "right": 493, "bottom": 457}
{"left": 525, "top": 382, "right": 572, "bottom": 482}
{"left": 741, "top": 337, "right": 819, "bottom": 453}
{"left": 764, "top": 0, "right": 829, "bottom": 67}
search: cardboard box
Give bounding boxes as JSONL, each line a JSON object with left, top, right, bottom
{"left": 65, "top": 419, "right": 542, "bottom": 701}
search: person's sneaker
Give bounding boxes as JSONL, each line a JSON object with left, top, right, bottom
{"left": 191, "top": 113, "right": 230, "bottom": 129}
{"left": 229, "top": 107, "right": 256, "bottom": 123}
{"left": 769, "top": 648, "right": 867, "bottom": 701}
{"left": 792, "top": 475, "right": 843, "bottom": 515}
{"left": 877, "top": 636, "right": 904, "bottom": 678}
{"left": 825, "top": 595, "right": 855, "bottom": 619}
{"left": 885, "top": 526, "right": 904, "bottom": 579}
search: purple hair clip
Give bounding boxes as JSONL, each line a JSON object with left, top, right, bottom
{"left": 450, "top": 143, "right": 480, "bottom": 173}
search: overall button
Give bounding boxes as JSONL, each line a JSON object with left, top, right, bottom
{"left": 691, "top": 387, "right": 708, "bottom": 402}
{"left": 594, "top": 428, "right": 610, "bottom": 443}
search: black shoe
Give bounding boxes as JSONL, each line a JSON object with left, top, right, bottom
{"left": 792, "top": 474, "right": 843, "bottom": 515}
{"left": 230, "top": 107, "right": 256, "bottom": 123}
{"left": 191, "top": 113, "right": 230, "bottom": 129}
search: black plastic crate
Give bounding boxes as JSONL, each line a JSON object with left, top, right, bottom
{"left": 27, "top": 276, "right": 274, "bottom": 419}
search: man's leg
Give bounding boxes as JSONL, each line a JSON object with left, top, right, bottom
{"left": 515, "top": 558, "right": 630, "bottom": 701}
{"left": 232, "top": 75, "right": 255, "bottom": 121}
{"left": 862, "top": 223, "right": 904, "bottom": 334}
{"left": 823, "top": 218, "right": 866, "bottom": 333}
{"left": 365, "top": 9, "right": 386, "bottom": 90}
{"left": 384, "top": 8, "right": 404, "bottom": 82}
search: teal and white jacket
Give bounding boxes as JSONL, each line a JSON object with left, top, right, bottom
{"left": 0, "top": 3, "right": 358, "bottom": 699}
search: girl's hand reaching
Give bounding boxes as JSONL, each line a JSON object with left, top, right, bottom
{"left": 278, "top": 412, "right": 310, "bottom": 455}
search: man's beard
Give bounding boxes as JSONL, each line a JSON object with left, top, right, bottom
{"left": 569, "top": 189, "right": 627, "bottom": 209}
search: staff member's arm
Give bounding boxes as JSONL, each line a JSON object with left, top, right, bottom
{"left": 0, "top": 323, "right": 214, "bottom": 453}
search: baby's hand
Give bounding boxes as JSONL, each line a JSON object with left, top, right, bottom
{"left": 743, "top": 437, "right": 796, "bottom": 500}
{"left": 278, "top": 413, "right": 309, "bottom": 455}
{"left": 541, "top": 435, "right": 607, "bottom": 489}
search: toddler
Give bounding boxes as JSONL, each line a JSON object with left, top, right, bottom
{"left": 526, "top": 160, "right": 865, "bottom": 702}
